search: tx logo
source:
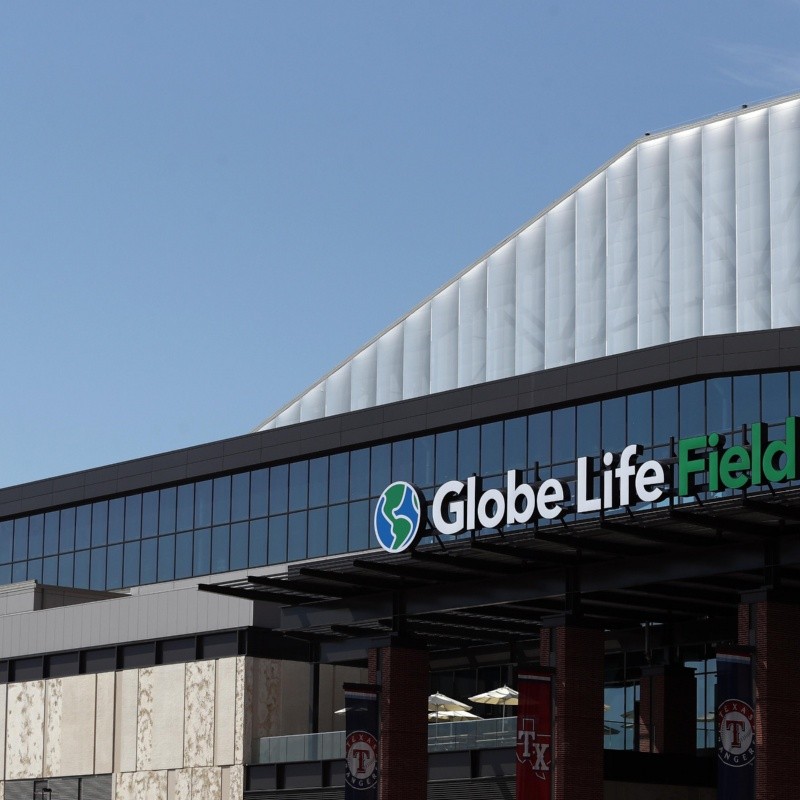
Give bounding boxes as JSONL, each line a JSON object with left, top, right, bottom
{"left": 517, "top": 717, "right": 551, "bottom": 777}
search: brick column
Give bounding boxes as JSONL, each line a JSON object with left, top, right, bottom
{"left": 638, "top": 664, "right": 696, "bottom": 754}
{"left": 738, "top": 592, "right": 800, "bottom": 800}
{"left": 369, "top": 642, "right": 429, "bottom": 800}
{"left": 541, "top": 617, "right": 605, "bottom": 800}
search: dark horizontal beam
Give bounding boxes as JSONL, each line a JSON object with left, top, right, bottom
{"left": 298, "top": 566, "right": 396, "bottom": 592}
{"left": 279, "top": 535, "right": 800, "bottom": 631}
{"left": 669, "top": 509, "right": 788, "bottom": 539}
{"left": 533, "top": 529, "right": 649, "bottom": 556}
{"left": 411, "top": 550, "right": 525, "bottom": 574}
{"left": 246, "top": 574, "right": 353, "bottom": 599}
{"left": 198, "top": 583, "right": 299, "bottom": 606}
{"left": 469, "top": 540, "right": 578, "bottom": 565}
{"left": 351, "top": 558, "right": 462, "bottom": 583}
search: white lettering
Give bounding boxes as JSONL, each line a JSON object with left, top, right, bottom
{"left": 431, "top": 481, "right": 465, "bottom": 535}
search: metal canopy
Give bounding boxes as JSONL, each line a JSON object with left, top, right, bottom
{"left": 198, "top": 485, "right": 800, "bottom": 665}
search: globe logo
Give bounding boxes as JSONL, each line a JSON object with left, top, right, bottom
{"left": 374, "top": 481, "right": 422, "bottom": 553}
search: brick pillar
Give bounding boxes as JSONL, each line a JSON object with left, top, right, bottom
{"left": 370, "top": 643, "right": 429, "bottom": 800}
{"left": 638, "top": 664, "right": 696, "bottom": 754}
{"left": 541, "top": 617, "right": 604, "bottom": 800}
{"left": 738, "top": 593, "right": 800, "bottom": 800}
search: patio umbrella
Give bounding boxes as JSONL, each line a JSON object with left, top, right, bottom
{"left": 428, "top": 709, "right": 483, "bottom": 722}
{"left": 468, "top": 685, "right": 518, "bottom": 718}
{"left": 428, "top": 692, "right": 472, "bottom": 722}
{"left": 604, "top": 725, "right": 621, "bottom": 735}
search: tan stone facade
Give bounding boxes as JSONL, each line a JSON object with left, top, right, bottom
{"left": 0, "top": 655, "right": 293, "bottom": 800}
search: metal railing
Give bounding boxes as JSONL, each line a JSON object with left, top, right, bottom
{"left": 254, "top": 716, "right": 518, "bottom": 764}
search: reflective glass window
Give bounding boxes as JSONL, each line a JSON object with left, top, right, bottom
{"left": 707, "top": 377, "right": 732, "bottom": 434}
{"left": 504, "top": 418, "right": 527, "bottom": 471}
{"left": 348, "top": 501, "right": 369, "bottom": 552}
{"left": 142, "top": 491, "right": 158, "bottom": 538}
{"left": 73, "top": 550, "right": 90, "bottom": 589}
{"left": 91, "top": 502, "right": 107, "bottom": 548}
{"left": 370, "top": 445, "right": 391, "bottom": 496}
{"left": 435, "top": 431, "right": 457, "bottom": 484}
{"left": 0, "top": 565, "right": 10, "bottom": 584}
{"left": 308, "top": 508, "right": 327, "bottom": 559}
{"left": 734, "top": 375, "right": 760, "bottom": 429}
{"left": 231, "top": 473, "right": 250, "bottom": 521}
{"left": 762, "top": 372, "right": 789, "bottom": 423}
{"left": 124, "top": 495, "right": 141, "bottom": 541}
{"left": 250, "top": 469, "right": 269, "bottom": 518}
{"left": 0, "top": 521, "right": 12, "bottom": 564}
{"left": 289, "top": 461, "right": 309, "bottom": 511}
{"left": 270, "top": 465, "right": 289, "bottom": 514}
{"left": 90, "top": 548, "right": 106, "bottom": 590}
{"left": 211, "top": 526, "right": 230, "bottom": 573}
{"left": 13, "top": 518, "right": 28, "bottom": 562}
{"left": 230, "top": 522, "right": 249, "bottom": 570}
{"left": 627, "top": 392, "right": 651, "bottom": 446}
{"left": 159, "top": 487, "right": 177, "bottom": 534}
{"left": 194, "top": 481, "right": 213, "bottom": 528}
{"left": 552, "top": 408, "right": 575, "bottom": 464}
{"left": 602, "top": 397, "right": 626, "bottom": 452}
{"left": 414, "top": 437, "right": 434, "bottom": 488}
{"left": 653, "top": 387, "right": 678, "bottom": 445}
{"left": 268, "top": 516, "right": 287, "bottom": 564}
{"left": 108, "top": 498, "right": 125, "bottom": 544}
{"left": 329, "top": 454, "right": 349, "bottom": 504}
{"left": 791, "top": 372, "right": 800, "bottom": 417}
{"left": 60, "top": 508, "right": 76, "bottom": 552}
{"left": 212, "top": 477, "right": 231, "bottom": 525}
{"left": 350, "top": 449, "right": 370, "bottom": 500}
{"left": 577, "top": 403, "right": 600, "bottom": 456}
{"left": 76, "top": 505, "right": 92, "bottom": 549}
{"left": 458, "top": 426, "right": 480, "bottom": 478}
{"left": 107, "top": 545, "right": 123, "bottom": 589}
{"left": 140, "top": 538, "right": 157, "bottom": 584}
{"left": 58, "top": 553, "right": 74, "bottom": 586}
{"left": 123, "top": 542, "right": 139, "bottom": 587}
{"left": 309, "top": 458, "right": 329, "bottom": 508}
{"left": 158, "top": 536, "right": 175, "bottom": 581}
{"left": 392, "top": 440, "right": 412, "bottom": 482}
{"left": 288, "top": 512, "right": 307, "bottom": 561}
{"left": 177, "top": 484, "right": 194, "bottom": 531}
{"left": 12, "top": 562, "right": 26, "bottom": 583}
{"left": 481, "top": 422, "right": 503, "bottom": 476}
{"left": 44, "top": 511, "right": 60, "bottom": 555}
{"left": 528, "top": 413, "right": 551, "bottom": 468}
{"left": 679, "top": 382, "right": 705, "bottom": 438}
{"left": 248, "top": 519, "right": 267, "bottom": 567}
{"left": 40, "top": 552, "right": 55, "bottom": 581}
{"left": 328, "top": 504, "right": 348, "bottom": 555}
{"left": 27, "top": 558, "right": 42, "bottom": 583}
{"left": 175, "top": 532, "right": 193, "bottom": 579}
{"left": 28, "top": 515, "right": 44, "bottom": 559}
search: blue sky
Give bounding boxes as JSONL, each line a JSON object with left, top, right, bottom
{"left": 1, "top": 1, "right": 799, "bottom": 488}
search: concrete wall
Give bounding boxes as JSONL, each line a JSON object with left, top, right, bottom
{"left": 0, "top": 655, "right": 279, "bottom": 800}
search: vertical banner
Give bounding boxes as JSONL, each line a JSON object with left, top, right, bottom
{"left": 344, "top": 683, "right": 380, "bottom": 800}
{"left": 516, "top": 669, "right": 553, "bottom": 800}
{"left": 717, "top": 650, "right": 755, "bottom": 800}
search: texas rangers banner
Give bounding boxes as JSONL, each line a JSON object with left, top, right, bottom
{"left": 344, "top": 683, "right": 380, "bottom": 800}
{"left": 717, "top": 650, "right": 755, "bottom": 800}
{"left": 516, "top": 669, "right": 553, "bottom": 800}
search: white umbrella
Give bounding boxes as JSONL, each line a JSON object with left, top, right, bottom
{"left": 334, "top": 707, "right": 347, "bottom": 716}
{"left": 604, "top": 725, "right": 621, "bottom": 735}
{"left": 428, "top": 692, "right": 471, "bottom": 722}
{"left": 429, "top": 708, "right": 482, "bottom": 722}
{"left": 468, "top": 685, "right": 518, "bottom": 718}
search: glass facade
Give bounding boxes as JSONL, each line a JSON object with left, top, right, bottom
{"left": 1, "top": 370, "right": 798, "bottom": 591}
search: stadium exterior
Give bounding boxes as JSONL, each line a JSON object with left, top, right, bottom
{"left": 1, "top": 94, "right": 800, "bottom": 799}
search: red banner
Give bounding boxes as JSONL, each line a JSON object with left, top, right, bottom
{"left": 516, "top": 669, "right": 553, "bottom": 800}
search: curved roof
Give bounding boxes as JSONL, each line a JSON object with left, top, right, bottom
{"left": 257, "top": 92, "right": 800, "bottom": 431}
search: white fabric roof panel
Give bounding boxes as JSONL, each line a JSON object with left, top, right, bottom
{"left": 257, "top": 94, "right": 800, "bottom": 431}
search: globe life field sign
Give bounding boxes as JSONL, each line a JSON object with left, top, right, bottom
{"left": 372, "top": 417, "right": 800, "bottom": 554}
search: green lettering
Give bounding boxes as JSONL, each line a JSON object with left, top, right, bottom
{"left": 719, "top": 446, "right": 751, "bottom": 489}
{"left": 678, "top": 435, "right": 707, "bottom": 496}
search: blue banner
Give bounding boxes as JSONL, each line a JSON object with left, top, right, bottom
{"left": 717, "top": 650, "right": 754, "bottom": 800}
{"left": 344, "top": 683, "right": 380, "bottom": 800}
